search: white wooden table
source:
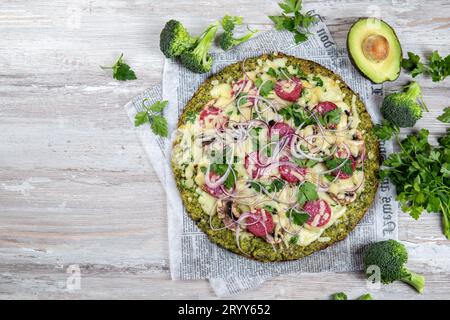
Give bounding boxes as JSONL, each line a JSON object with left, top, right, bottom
{"left": 1, "top": 0, "right": 449, "bottom": 299}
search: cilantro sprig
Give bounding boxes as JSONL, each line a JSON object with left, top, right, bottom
{"left": 101, "top": 53, "right": 137, "bottom": 81}
{"left": 134, "top": 99, "right": 169, "bottom": 137}
{"left": 269, "top": 0, "right": 317, "bottom": 44}
{"left": 381, "top": 129, "right": 450, "bottom": 239}
{"left": 296, "top": 181, "right": 318, "bottom": 206}
{"left": 402, "top": 51, "right": 450, "bottom": 82}
{"left": 279, "top": 103, "right": 315, "bottom": 126}
{"left": 286, "top": 208, "right": 309, "bottom": 226}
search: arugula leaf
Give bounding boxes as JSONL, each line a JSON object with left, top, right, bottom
{"left": 381, "top": 129, "right": 450, "bottom": 239}
{"left": 373, "top": 120, "right": 400, "bottom": 141}
{"left": 286, "top": 208, "right": 310, "bottom": 225}
{"left": 437, "top": 107, "right": 450, "bottom": 123}
{"left": 255, "top": 78, "right": 275, "bottom": 96}
{"left": 402, "top": 51, "right": 450, "bottom": 82}
{"left": 134, "top": 99, "right": 169, "bottom": 137}
{"left": 325, "top": 158, "right": 353, "bottom": 175}
{"left": 296, "top": 181, "right": 318, "bottom": 206}
{"left": 101, "top": 53, "right": 137, "bottom": 81}
{"left": 268, "top": 0, "right": 317, "bottom": 44}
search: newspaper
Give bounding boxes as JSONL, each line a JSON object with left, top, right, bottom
{"left": 125, "top": 13, "right": 398, "bottom": 297}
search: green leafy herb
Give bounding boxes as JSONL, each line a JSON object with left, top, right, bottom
{"left": 289, "top": 235, "right": 299, "bottom": 245}
{"left": 268, "top": 0, "right": 317, "bottom": 44}
{"left": 373, "top": 119, "right": 400, "bottom": 141}
{"left": 250, "top": 179, "right": 285, "bottom": 193}
{"left": 101, "top": 53, "right": 137, "bottom": 81}
{"left": 264, "top": 205, "right": 276, "bottom": 214}
{"left": 293, "top": 158, "right": 318, "bottom": 168}
{"left": 318, "top": 108, "right": 341, "bottom": 126}
{"left": 325, "top": 158, "right": 353, "bottom": 176}
{"left": 296, "top": 181, "right": 318, "bottom": 206}
{"left": 286, "top": 208, "right": 310, "bottom": 226}
{"left": 255, "top": 78, "right": 275, "bottom": 96}
{"left": 185, "top": 110, "right": 199, "bottom": 123}
{"left": 312, "top": 75, "right": 323, "bottom": 87}
{"left": 381, "top": 129, "right": 450, "bottom": 239}
{"left": 134, "top": 99, "right": 169, "bottom": 137}
{"left": 402, "top": 51, "right": 450, "bottom": 82}
{"left": 279, "top": 103, "right": 314, "bottom": 126}
{"left": 437, "top": 107, "right": 450, "bottom": 123}
{"left": 211, "top": 163, "right": 237, "bottom": 190}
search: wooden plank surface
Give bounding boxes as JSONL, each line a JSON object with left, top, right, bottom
{"left": 1, "top": 0, "right": 449, "bottom": 299}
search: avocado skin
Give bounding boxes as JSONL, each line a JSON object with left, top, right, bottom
{"left": 347, "top": 17, "right": 402, "bottom": 84}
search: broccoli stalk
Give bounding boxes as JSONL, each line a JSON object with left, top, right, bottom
{"left": 380, "top": 81, "right": 428, "bottom": 128}
{"left": 357, "top": 293, "right": 373, "bottom": 300}
{"left": 160, "top": 20, "right": 197, "bottom": 58}
{"left": 364, "top": 240, "right": 425, "bottom": 294}
{"left": 179, "top": 22, "right": 219, "bottom": 73}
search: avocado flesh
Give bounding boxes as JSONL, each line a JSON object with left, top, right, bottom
{"left": 347, "top": 18, "right": 402, "bottom": 84}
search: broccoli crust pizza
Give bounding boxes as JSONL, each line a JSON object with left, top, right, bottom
{"left": 171, "top": 52, "right": 380, "bottom": 262}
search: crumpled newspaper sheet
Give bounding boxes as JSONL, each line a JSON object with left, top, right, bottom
{"left": 125, "top": 13, "right": 398, "bottom": 297}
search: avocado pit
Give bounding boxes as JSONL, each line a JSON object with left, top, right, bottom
{"left": 362, "top": 34, "right": 389, "bottom": 62}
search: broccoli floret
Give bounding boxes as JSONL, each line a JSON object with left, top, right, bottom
{"left": 364, "top": 240, "right": 425, "bottom": 293}
{"left": 331, "top": 292, "right": 348, "bottom": 300}
{"left": 219, "top": 15, "right": 257, "bottom": 51}
{"left": 219, "top": 30, "right": 257, "bottom": 51}
{"left": 380, "top": 82, "right": 428, "bottom": 128}
{"left": 179, "top": 22, "right": 219, "bottom": 73}
{"left": 357, "top": 293, "right": 373, "bottom": 300}
{"left": 160, "top": 20, "right": 197, "bottom": 58}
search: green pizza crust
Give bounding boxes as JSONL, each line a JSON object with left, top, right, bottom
{"left": 171, "top": 52, "right": 380, "bottom": 262}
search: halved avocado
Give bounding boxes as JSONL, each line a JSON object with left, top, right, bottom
{"left": 347, "top": 18, "right": 402, "bottom": 84}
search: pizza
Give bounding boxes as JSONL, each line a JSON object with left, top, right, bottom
{"left": 171, "top": 52, "right": 380, "bottom": 262}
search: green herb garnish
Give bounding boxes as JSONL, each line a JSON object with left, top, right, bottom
{"left": 402, "top": 51, "right": 450, "bottom": 82}
{"left": 134, "top": 99, "right": 169, "bottom": 137}
{"left": 101, "top": 53, "right": 137, "bottom": 81}
{"left": 269, "top": 0, "right": 317, "bottom": 44}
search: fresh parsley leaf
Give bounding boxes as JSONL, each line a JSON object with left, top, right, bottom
{"left": 373, "top": 120, "right": 400, "bottom": 141}
{"left": 151, "top": 115, "right": 168, "bottom": 138}
{"left": 211, "top": 163, "right": 237, "bottom": 190}
{"left": 185, "top": 110, "right": 198, "bottom": 124}
{"left": 289, "top": 235, "right": 299, "bottom": 244}
{"left": 287, "top": 208, "right": 310, "bottom": 225}
{"left": 268, "top": 0, "right": 317, "bottom": 44}
{"left": 401, "top": 52, "right": 426, "bottom": 78}
{"left": 264, "top": 205, "right": 276, "bottom": 214}
{"left": 134, "top": 111, "right": 149, "bottom": 127}
{"left": 279, "top": 103, "right": 314, "bottom": 126}
{"left": 266, "top": 179, "right": 285, "bottom": 193}
{"left": 312, "top": 76, "right": 323, "bottom": 87}
{"left": 255, "top": 79, "right": 274, "bottom": 96}
{"left": 101, "top": 53, "right": 137, "bottom": 81}
{"left": 381, "top": 129, "right": 450, "bottom": 239}
{"left": 296, "top": 181, "right": 318, "bottom": 206}
{"left": 319, "top": 108, "right": 341, "bottom": 126}
{"left": 250, "top": 181, "right": 262, "bottom": 192}
{"left": 325, "top": 158, "right": 353, "bottom": 176}
{"left": 267, "top": 67, "right": 278, "bottom": 77}
{"left": 134, "top": 99, "right": 169, "bottom": 138}
{"left": 402, "top": 50, "right": 450, "bottom": 82}
{"left": 437, "top": 107, "right": 450, "bottom": 123}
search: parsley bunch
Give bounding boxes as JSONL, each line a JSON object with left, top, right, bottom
{"left": 402, "top": 51, "right": 450, "bottom": 82}
{"left": 269, "top": 0, "right": 317, "bottom": 44}
{"left": 101, "top": 53, "right": 137, "bottom": 81}
{"left": 134, "top": 99, "right": 169, "bottom": 137}
{"left": 381, "top": 129, "right": 450, "bottom": 239}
